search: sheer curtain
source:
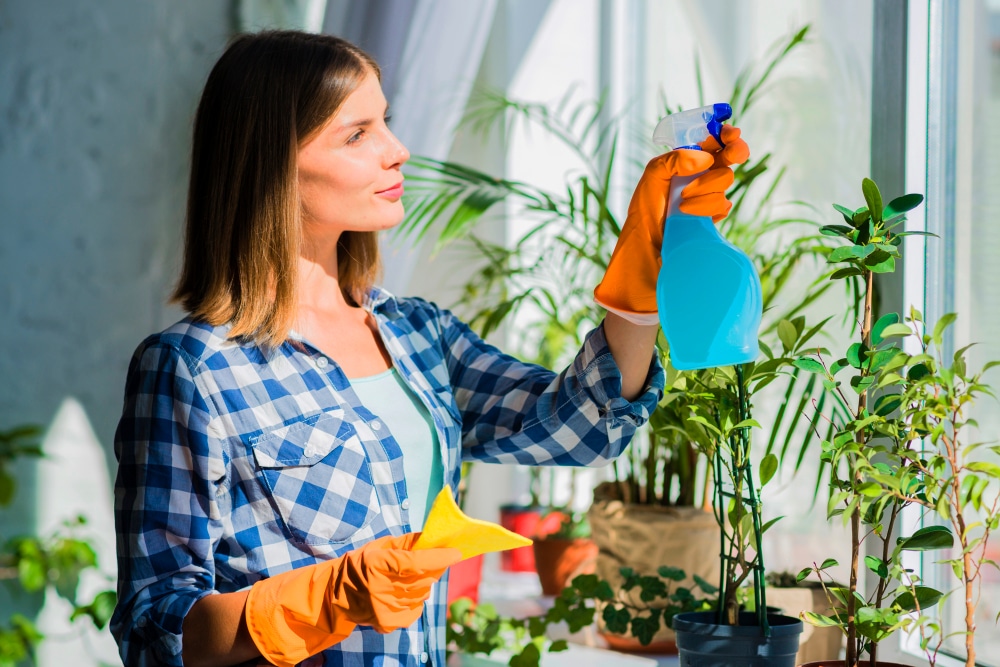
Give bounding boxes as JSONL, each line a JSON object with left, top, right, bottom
{"left": 324, "top": 0, "right": 500, "bottom": 293}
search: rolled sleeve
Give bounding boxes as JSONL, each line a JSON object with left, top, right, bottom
{"left": 573, "top": 322, "right": 663, "bottom": 430}
{"left": 440, "top": 306, "right": 664, "bottom": 466}
{"left": 111, "top": 339, "right": 223, "bottom": 666}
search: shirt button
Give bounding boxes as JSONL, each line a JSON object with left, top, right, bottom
{"left": 371, "top": 420, "right": 382, "bottom": 431}
{"left": 401, "top": 499, "right": 411, "bottom": 510}
{"left": 420, "top": 651, "right": 429, "bottom": 663}
{"left": 136, "top": 616, "right": 147, "bottom": 628}
{"left": 315, "top": 356, "right": 329, "bottom": 368}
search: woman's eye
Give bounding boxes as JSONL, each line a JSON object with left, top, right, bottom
{"left": 347, "top": 130, "right": 365, "bottom": 144}
{"left": 384, "top": 115, "right": 392, "bottom": 126}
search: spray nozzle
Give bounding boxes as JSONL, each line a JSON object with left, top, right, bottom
{"left": 652, "top": 102, "right": 733, "bottom": 151}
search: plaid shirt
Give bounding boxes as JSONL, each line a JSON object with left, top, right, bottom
{"left": 111, "top": 288, "right": 663, "bottom": 667}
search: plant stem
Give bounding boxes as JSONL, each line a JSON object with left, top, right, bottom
{"left": 950, "top": 455, "right": 976, "bottom": 667}
{"left": 848, "top": 267, "right": 875, "bottom": 667}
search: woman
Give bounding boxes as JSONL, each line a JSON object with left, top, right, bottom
{"left": 111, "top": 30, "right": 748, "bottom": 667}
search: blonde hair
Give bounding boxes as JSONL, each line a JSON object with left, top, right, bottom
{"left": 172, "top": 30, "right": 382, "bottom": 346}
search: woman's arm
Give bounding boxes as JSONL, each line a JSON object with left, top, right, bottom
{"left": 601, "top": 312, "right": 660, "bottom": 402}
{"left": 426, "top": 300, "right": 663, "bottom": 467}
{"left": 182, "top": 591, "right": 259, "bottom": 667}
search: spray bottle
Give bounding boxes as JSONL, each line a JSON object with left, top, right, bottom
{"left": 652, "top": 104, "right": 762, "bottom": 371}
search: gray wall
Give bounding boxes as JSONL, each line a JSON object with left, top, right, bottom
{"left": 0, "top": 1, "right": 233, "bottom": 664}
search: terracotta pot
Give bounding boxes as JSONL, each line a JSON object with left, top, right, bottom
{"left": 532, "top": 537, "right": 597, "bottom": 596}
{"left": 447, "top": 554, "right": 484, "bottom": 605}
{"left": 798, "top": 663, "right": 916, "bottom": 667}
{"left": 599, "top": 631, "right": 677, "bottom": 655}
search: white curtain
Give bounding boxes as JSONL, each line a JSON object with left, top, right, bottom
{"left": 325, "top": 0, "right": 500, "bottom": 293}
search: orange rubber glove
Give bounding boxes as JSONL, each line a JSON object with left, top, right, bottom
{"left": 594, "top": 125, "right": 750, "bottom": 323}
{"left": 244, "top": 533, "right": 462, "bottom": 667}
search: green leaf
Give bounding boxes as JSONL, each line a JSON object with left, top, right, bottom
{"left": 866, "top": 254, "right": 896, "bottom": 274}
{"left": 879, "top": 323, "right": 913, "bottom": 339}
{"left": 847, "top": 343, "right": 864, "bottom": 369}
{"left": 932, "top": 313, "right": 957, "bottom": 346}
{"left": 871, "top": 313, "right": 899, "bottom": 346}
{"left": 908, "top": 363, "right": 931, "bottom": 382}
{"left": 760, "top": 454, "right": 779, "bottom": 486}
{"left": 820, "top": 558, "right": 839, "bottom": 570}
{"left": 657, "top": 566, "right": 686, "bottom": 581}
{"left": 892, "top": 586, "right": 944, "bottom": 612}
{"left": 830, "top": 267, "right": 863, "bottom": 280}
{"left": 820, "top": 224, "right": 854, "bottom": 237}
{"left": 898, "top": 525, "right": 954, "bottom": 551}
{"left": 967, "top": 461, "right": 1000, "bottom": 479}
{"left": 510, "top": 642, "right": 541, "bottom": 667}
{"left": 549, "top": 640, "right": 569, "bottom": 653}
{"left": 802, "top": 611, "right": 841, "bottom": 627}
{"left": 778, "top": 319, "right": 797, "bottom": 352}
{"left": 70, "top": 590, "right": 117, "bottom": 630}
{"left": 833, "top": 203, "right": 856, "bottom": 224}
{"left": 793, "top": 358, "right": 826, "bottom": 375}
{"left": 852, "top": 207, "right": 872, "bottom": 227}
{"left": 692, "top": 575, "right": 718, "bottom": 595}
{"left": 829, "top": 246, "right": 860, "bottom": 263}
{"left": 862, "top": 178, "right": 884, "bottom": 223}
{"left": 864, "top": 555, "right": 889, "bottom": 579}
{"left": 883, "top": 193, "right": 924, "bottom": 218}
{"left": 874, "top": 394, "right": 902, "bottom": 417}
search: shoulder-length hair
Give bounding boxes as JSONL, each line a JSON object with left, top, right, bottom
{"left": 172, "top": 30, "right": 382, "bottom": 346}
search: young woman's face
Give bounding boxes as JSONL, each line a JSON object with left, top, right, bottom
{"left": 297, "top": 71, "right": 410, "bottom": 243}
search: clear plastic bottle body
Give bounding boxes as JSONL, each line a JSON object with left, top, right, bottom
{"left": 653, "top": 104, "right": 763, "bottom": 370}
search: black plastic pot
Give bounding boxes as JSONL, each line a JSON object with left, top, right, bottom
{"left": 673, "top": 611, "right": 804, "bottom": 667}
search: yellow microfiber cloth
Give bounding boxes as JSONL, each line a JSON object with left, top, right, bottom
{"left": 413, "top": 486, "right": 532, "bottom": 560}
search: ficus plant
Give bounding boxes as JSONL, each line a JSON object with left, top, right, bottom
{"left": 792, "top": 178, "right": 958, "bottom": 666}
{"left": 872, "top": 309, "right": 1000, "bottom": 667}
{"left": 0, "top": 424, "right": 116, "bottom": 667}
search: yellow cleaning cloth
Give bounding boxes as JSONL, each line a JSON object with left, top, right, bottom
{"left": 413, "top": 486, "right": 532, "bottom": 560}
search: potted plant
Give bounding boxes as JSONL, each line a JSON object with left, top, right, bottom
{"left": 0, "top": 424, "right": 116, "bottom": 665}
{"left": 662, "top": 358, "right": 806, "bottom": 666}
{"left": 870, "top": 308, "right": 1000, "bottom": 667}
{"left": 791, "top": 179, "right": 959, "bottom": 666}
{"left": 531, "top": 510, "right": 597, "bottom": 597}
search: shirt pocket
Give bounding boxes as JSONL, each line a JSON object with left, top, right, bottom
{"left": 250, "top": 412, "right": 378, "bottom": 546}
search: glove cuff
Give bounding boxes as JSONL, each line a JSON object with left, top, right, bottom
{"left": 594, "top": 297, "right": 661, "bottom": 326}
{"left": 245, "top": 562, "right": 357, "bottom": 667}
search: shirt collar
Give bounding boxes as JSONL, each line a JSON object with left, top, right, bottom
{"left": 364, "top": 285, "right": 401, "bottom": 315}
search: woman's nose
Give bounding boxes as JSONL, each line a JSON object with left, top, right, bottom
{"left": 385, "top": 131, "right": 410, "bottom": 168}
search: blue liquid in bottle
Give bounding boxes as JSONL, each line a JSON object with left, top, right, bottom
{"left": 656, "top": 180, "right": 763, "bottom": 371}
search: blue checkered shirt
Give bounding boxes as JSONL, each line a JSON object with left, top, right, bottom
{"left": 111, "top": 288, "right": 663, "bottom": 666}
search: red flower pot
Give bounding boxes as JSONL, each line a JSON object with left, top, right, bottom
{"left": 447, "top": 554, "right": 485, "bottom": 605}
{"left": 498, "top": 506, "right": 565, "bottom": 572}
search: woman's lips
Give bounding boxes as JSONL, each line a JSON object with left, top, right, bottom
{"left": 376, "top": 182, "right": 404, "bottom": 199}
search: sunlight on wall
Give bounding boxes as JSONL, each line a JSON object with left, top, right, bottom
{"left": 35, "top": 397, "right": 119, "bottom": 666}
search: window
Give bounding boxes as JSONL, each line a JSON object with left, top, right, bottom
{"left": 901, "top": 0, "right": 1000, "bottom": 664}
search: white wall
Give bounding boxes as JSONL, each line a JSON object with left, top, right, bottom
{"left": 0, "top": 2, "right": 233, "bottom": 664}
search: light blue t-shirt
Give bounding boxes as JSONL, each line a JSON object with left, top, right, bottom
{"left": 350, "top": 367, "right": 443, "bottom": 529}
